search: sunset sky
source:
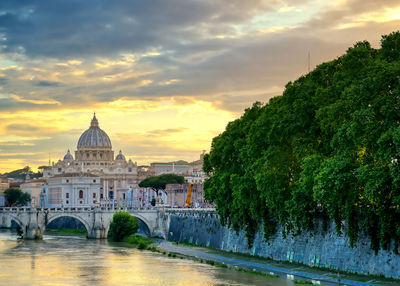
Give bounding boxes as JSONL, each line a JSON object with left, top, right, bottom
{"left": 0, "top": 0, "right": 399, "bottom": 172}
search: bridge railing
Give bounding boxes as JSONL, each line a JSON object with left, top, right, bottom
{"left": 0, "top": 206, "right": 155, "bottom": 213}
{"left": 0, "top": 206, "right": 215, "bottom": 213}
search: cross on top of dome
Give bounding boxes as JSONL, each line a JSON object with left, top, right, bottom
{"left": 91, "top": 112, "right": 99, "bottom": 127}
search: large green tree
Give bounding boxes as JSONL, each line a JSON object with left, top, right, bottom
{"left": 204, "top": 31, "right": 400, "bottom": 253}
{"left": 4, "top": 188, "right": 31, "bottom": 207}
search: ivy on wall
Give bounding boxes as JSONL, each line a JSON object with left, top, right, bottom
{"left": 203, "top": 31, "right": 400, "bottom": 253}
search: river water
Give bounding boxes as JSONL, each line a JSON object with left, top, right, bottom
{"left": 0, "top": 229, "right": 301, "bottom": 286}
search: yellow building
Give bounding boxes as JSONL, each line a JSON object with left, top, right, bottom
{"left": 0, "top": 177, "right": 9, "bottom": 206}
{"left": 21, "top": 178, "right": 47, "bottom": 207}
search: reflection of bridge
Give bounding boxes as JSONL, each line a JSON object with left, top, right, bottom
{"left": 0, "top": 207, "right": 168, "bottom": 239}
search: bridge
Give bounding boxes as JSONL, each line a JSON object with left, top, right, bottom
{"left": 0, "top": 206, "right": 169, "bottom": 239}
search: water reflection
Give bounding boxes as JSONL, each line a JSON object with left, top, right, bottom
{"left": 0, "top": 229, "right": 300, "bottom": 286}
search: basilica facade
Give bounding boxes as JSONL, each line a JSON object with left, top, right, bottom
{"left": 43, "top": 114, "right": 139, "bottom": 203}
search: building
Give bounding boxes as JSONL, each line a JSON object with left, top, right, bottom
{"left": 188, "top": 150, "right": 206, "bottom": 175}
{"left": 184, "top": 175, "right": 205, "bottom": 184}
{"left": 35, "top": 113, "right": 209, "bottom": 208}
{"left": 149, "top": 160, "right": 190, "bottom": 176}
{"left": 149, "top": 152, "right": 208, "bottom": 206}
{"left": 149, "top": 151, "right": 207, "bottom": 178}
{"left": 41, "top": 173, "right": 100, "bottom": 207}
{"left": 21, "top": 178, "right": 47, "bottom": 207}
{"left": 0, "top": 177, "right": 9, "bottom": 206}
{"left": 166, "top": 183, "right": 205, "bottom": 207}
{"left": 44, "top": 114, "right": 139, "bottom": 204}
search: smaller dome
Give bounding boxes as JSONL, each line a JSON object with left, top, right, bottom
{"left": 115, "top": 150, "right": 126, "bottom": 161}
{"left": 64, "top": 149, "right": 74, "bottom": 161}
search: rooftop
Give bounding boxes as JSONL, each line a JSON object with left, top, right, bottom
{"left": 52, "top": 172, "right": 98, "bottom": 178}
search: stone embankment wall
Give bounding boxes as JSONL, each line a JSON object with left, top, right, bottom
{"left": 167, "top": 209, "right": 400, "bottom": 278}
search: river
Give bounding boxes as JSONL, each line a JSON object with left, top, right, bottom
{"left": 0, "top": 229, "right": 312, "bottom": 285}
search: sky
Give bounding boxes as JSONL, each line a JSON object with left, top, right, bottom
{"left": 0, "top": 0, "right": 399, "bottom": 173}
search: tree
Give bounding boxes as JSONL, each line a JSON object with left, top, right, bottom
{"left": 203, "top": 30, "right": 400, "bottom": 252}
{"left": 4, "top": 188, "right": 31, "bottom": 206}
{"left": 1, "top": 166, "right": 43, "bottom": 180}
{"left": 108, "top": 211, "right": 140, "bottom": 241}
{"left": 139, "top": 174, "right": 185, "bottom": 196}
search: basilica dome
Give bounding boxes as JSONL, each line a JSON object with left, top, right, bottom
{"left": 77, "top": 114, "right": 112, "bottom": 149}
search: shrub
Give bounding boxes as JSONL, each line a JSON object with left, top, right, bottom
{"left": 108, "top": 211, "right": 139, "bottom": 241}
{"left": 206, "top": 260, "right": 215, "bottom": 266}
{"left": 294, "top": 279, "right": 312, "bottom": 284}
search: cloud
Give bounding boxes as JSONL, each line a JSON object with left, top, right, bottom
{"left": 6, "top": 123, "right": 39, "bottom": 132}
{"left": 36, "top": 80, "right": 60, "bottom": 87}
{"left": 0, "top": 0, "right": 277, "bottom": 58}
{"left": 0, "top": 0, "right": 400, "bottom": 171}
{"left": 303, "top": 0, "right": 400, "bottom": 30}
{"left": 145, "top": 128, "right": 189, "bottom": 137}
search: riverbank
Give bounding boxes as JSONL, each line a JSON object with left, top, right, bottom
{"left": 152, "top": 240, "right": 400, "bottom": 286}
{"left": 167, "top": 210, "right": 400, "bottom": 278}
{"left": 121, "top": 235, "right": 153, "bottom": 249}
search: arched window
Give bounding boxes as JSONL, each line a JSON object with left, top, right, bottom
{"left": 79, "top": 190, "right": 83, "bottom": 199}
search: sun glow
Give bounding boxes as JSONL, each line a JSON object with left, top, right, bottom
{"left": 335, "top": 6, "right": 400, "bottom": 30}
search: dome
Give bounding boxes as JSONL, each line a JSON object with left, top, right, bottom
{"left": 63, "top": 149, "right": 74, "bottom": 161}
{"left": 115, "top": 150, "right": 126, "bottom": 161}
{"left": 77, "top": 114, "right": 112, "bottom": 148}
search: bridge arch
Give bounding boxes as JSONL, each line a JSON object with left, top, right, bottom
{"left": 104, "top": 213, "right": 154, "bottom": 237}
{"left": 7, "top": 214, "right": 25, "bottom": 230}
{"left": 46, "top": 213, "right": 91, "bottom": 233}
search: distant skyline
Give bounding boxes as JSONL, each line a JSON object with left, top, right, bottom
{"left": 0, "top": 0, "right": 399, "bottom": 172}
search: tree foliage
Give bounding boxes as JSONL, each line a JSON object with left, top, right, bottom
{"left": 203, "top": 31, "right": 400, "bottom": 253}
{"left": 4, "top": 188, "right": 31, "bottom": 206}
{"left": 108, "top": 211, "right": 140, "bottom": 241}
{"left": 139, "top": 174, "right": 185, "bottom": 195}
{"left": 1, "top": 166, "right": 43, "bottom": 180}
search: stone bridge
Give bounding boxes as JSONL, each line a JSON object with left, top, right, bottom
{"left": 0, "top": 206, "right": 169, "bottom": 239}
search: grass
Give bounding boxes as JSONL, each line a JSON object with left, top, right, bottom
{"left": 294, "top": 279, "right": 313, "bottom": 284}
{"left": 234, "top": 267, "right": 279, "bottom": 278}
{"left": 122, "top": 235, "right": 153, "bottom": 249}
{"left": 45, "top": 228, "right": 87, "bottom": 236}
{"left": 147, "top": 246, "right": 160, "bottom": 252}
